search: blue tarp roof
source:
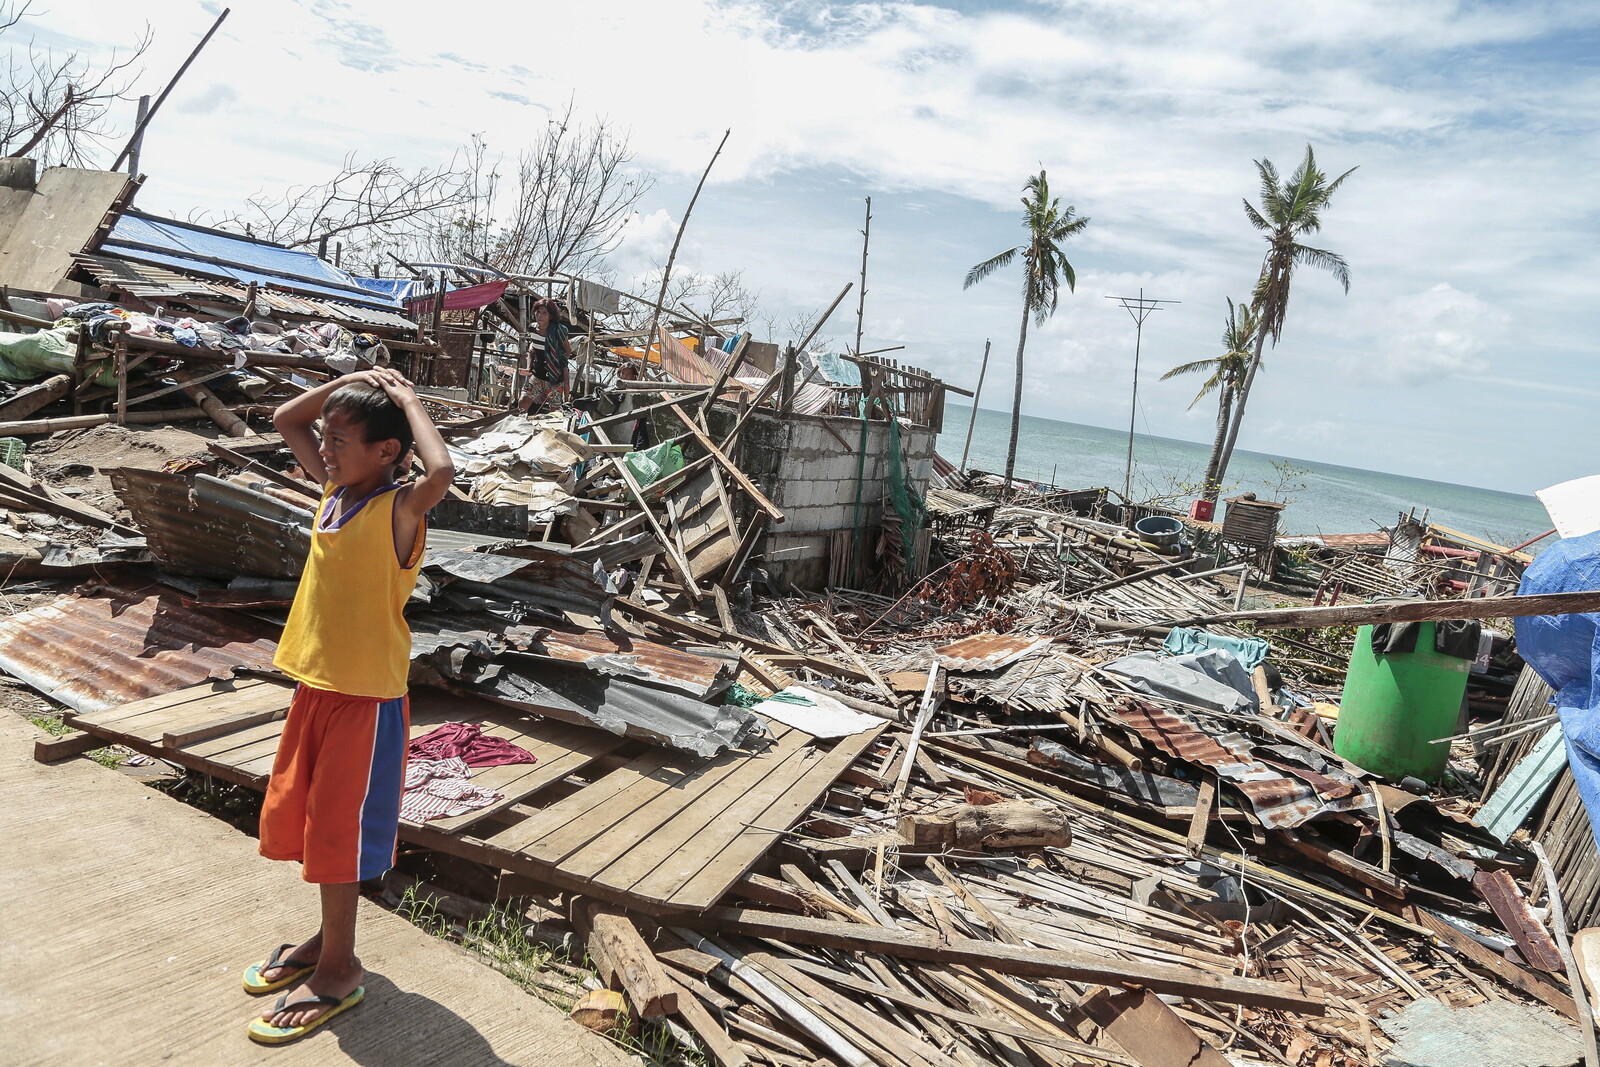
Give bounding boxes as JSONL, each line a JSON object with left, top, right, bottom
{"left": 352, "top": 276, "right": 422, "bottom": 302}
{"left": 100, "top": 212, "right": 405, "bottom": 310}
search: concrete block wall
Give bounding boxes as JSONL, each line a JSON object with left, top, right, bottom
{"left": 735, "top": 409, "right": 937, "bottom": 590}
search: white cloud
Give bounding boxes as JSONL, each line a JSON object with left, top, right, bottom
{"left": 17, "top": 0, "right": 1600, "bottom": 490}
{"left": 1375, "top": 283, "right": 1508, "bottom": 384}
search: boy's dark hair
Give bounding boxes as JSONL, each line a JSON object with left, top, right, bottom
{"left": 324, "top": 382, "right": 413, "bottom": 456}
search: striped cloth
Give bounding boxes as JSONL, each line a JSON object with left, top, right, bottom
{"left": 399, "top": 757, "right": 502, "bottom": 822}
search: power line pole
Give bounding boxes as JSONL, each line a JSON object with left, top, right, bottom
{"left": 1107, "top": 288, "right": 1179, "bottom": 503}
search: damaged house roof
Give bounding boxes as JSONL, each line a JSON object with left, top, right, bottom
{"left": 94, "top": 209, "right": 407, "bottom": 312}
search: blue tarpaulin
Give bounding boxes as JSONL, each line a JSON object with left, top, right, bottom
{"left": 353, "top": 277, "right": 422, "bottom": 302}
{"left": 100, "top": 211, "right": 404, "bottom": 310}
{"left": 1514, "top": 528, "right": 1600, "bottom": 847}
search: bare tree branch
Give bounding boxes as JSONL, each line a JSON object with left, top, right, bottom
{"left": 0, "top": 1, "right": 152, "bottom": 167}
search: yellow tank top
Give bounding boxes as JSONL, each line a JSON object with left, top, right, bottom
{"left": 274, "top": 483, "right": 425, "bottom": 699}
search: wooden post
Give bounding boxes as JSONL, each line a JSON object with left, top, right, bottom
{"left": 113, "top": 334, "right": 128, "bottom": 425}
{"left": 853, "top": 197, "right": 870, "bottom": 360}
{"left": 957, "top": 339, "right": 991, "bottom": 474}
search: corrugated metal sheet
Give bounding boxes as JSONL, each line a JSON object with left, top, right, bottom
{"left": 115, "top": 469, "right": 504, "bottom": 581}
{"left": 926, "top": 486, "right": 995, "bottom": 518}
{"left": 439, "top": 654, "right": 761, "bottom": 757}
{"left": 540, "top": 629, "right": 735, "bottom": 698}
{"left": 74, "top": 253, "right": 416, "bottom": 330}
{"left": 934, "top": 633, "right": 1052, "bottom": 671}
{"left": 103, "top": 210, "right": 403, "bottom": 309}
{"left": 0, "top": 581, "right": 278, "bottom": 714}
{"left": 1116, "top": 702, "right": 1368, "bottom": 829}
{"left": 111, "top": 468, "right": 311, "bottom": 579}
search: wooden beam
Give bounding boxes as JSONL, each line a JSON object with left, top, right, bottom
{"left": 674, "top": 907, "right": 1326, "bottom": 1014}
{"left": 1175, "top": 590, "right": 1600, "bottom": 631}
{"left": 33, "top": 731, "right": 108, "bottom": 764}
{"left": 162, "top": 704, "right": 290, "bottom": 749}
{"left": 583, "top": 902, "right": 678, "bottom": 1017}
{"left": 666, "top": 402, "right": 784, "bottom": 523}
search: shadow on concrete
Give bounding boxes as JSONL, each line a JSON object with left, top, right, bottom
{"left": 329, "top": 972, "right": 522, "bottom": 1067}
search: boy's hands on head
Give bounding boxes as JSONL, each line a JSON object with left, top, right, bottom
{"left": 347, "top": 368, "right": 420, "bottom": 406}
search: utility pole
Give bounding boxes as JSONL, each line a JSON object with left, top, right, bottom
{"left": 958, "top": 339, "right": 991, "bottom": 474}
{"left": 853, "top": 198, "right": 871, "bottom": 360}
{"left": 1107, "top": 289, "right": 1178, "bottom": 503}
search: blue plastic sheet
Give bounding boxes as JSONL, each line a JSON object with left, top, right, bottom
{"left": 1514, "top": 529, "right": 1600, "bottom": 847}
{"left": 1162, "top": 626, "right": 1271, "bottom": 671}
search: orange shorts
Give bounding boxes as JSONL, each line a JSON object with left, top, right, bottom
{"left": 258, "top": 684, "right": 410, "bottom": 884}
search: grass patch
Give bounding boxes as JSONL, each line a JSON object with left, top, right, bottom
{"left": 28, "top": 713, "right": 71, "bottom": 737}
{"left": 391, "top": 882, "right": 708, "bottom": 1065}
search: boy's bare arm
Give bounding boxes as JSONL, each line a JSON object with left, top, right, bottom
{"left": 271, "top": 375, "right": 356, "bottom": 486}
{"left": 369, "top": 372, "right": 456, "bottom": 523}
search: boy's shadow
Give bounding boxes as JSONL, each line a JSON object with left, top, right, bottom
{"left": 328, "top": 973, "right": 521, "bottom": 1066}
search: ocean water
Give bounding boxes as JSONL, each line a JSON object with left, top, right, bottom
{"left": 938, "top": 403, "right": 1552, "bottom": 548}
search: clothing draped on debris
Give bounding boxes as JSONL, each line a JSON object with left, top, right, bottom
{"left": 399, "top": 757, "right": 503, "bottom": 822}
{"left": 407, "top": 721, "right": 538, "bottom": 768}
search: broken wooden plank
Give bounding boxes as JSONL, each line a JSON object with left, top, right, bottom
{"left": 1410, "top": 907, "right": 1577, "bottom": 1020}
{"left": 1474, "top": 869, "right": 1565, "bottom": 974}
{"left": 1177, "top": 589, "right": 1600, "bottom": 630}
{"left": 584, "top": 902, "right": 678, "bottom": 1017}
{"left": 674, "top": 907, "right": 1326, "bottom": 1014}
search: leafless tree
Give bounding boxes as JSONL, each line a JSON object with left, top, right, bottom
{"left": 205, "top": 150, "right": 477, "bottom": 262}
{"left": 0, "top": 2, "right": 151, "bottom": 167}
{"left": 420, "top": 100, "right": 651, "bottom": 280}
{"left": 617, "top": 267, "right": 760, "bottom": 332}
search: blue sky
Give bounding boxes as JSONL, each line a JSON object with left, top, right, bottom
{"left": 37, "top": 0, "right": 1600, "bottom": 493}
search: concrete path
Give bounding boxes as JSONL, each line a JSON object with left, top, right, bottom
{"left": 0, "top": 713, "right": 635, "bottom": 1067}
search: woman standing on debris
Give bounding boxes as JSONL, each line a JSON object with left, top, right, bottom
{"left": 518, "top": 297, "right": 572, "bottom": 415}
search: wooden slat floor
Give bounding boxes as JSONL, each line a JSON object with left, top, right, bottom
{"left": 71, "top": 679, "right": 882, "bottom": 912}
{"left": 1, "top": 710, "right": 634, "bottom": 1067}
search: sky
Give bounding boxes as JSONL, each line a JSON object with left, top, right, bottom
{"left": 23, "top": 0, "right": 1600, "bottom": 494}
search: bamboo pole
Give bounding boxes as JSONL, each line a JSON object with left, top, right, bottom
{"left": 640, "top": 129, "right": 731, "bottom": 383}
{"left": 1172, "top": 589, "right": 1600, "bottom": 630}
{"left": 957, "top": 338, "right": 990, "bottom": 474}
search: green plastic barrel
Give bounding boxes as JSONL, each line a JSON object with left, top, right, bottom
{"left": 1333, "top": 622, "right": 1470, "bottom": 782}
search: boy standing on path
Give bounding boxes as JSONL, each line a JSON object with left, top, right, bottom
{"left": 240, "top": 368, "right": 454, "bottom": 1045}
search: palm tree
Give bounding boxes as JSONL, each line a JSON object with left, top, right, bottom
{"left": 1208, "top": 145, "right": 1356, "bottom": 502}
{"left": 964, "top": 170, "right": 1090, "bottom": 493}
{"left": 1162, "top": 298, "right": 1259, "bottom": 498}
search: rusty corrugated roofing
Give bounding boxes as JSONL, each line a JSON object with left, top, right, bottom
{"left": 934, "top": 633, "right": 1051, "bottom": 672}
{"left": 541, "top": 628, "right": 735, "bottom": 698}
{"left": 1116, "top": 701, "right": 1368, "bottom": 829}
{"left": 112, "top": 468, "right": 311, "bottom": 579}
{"left": 0, "top": 581, "right": 278, "bottom": 714}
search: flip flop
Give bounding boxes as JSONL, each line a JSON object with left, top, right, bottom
{"left": 247, "top": 986, "right": 365, "bottom": 1045}
{"left": 241, "top": 943, "right": 318, "bottom": 994}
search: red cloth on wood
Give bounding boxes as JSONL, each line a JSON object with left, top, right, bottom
{"left": 407, "top": 721, "right": 538, "bottom": 768}
{"left": 406, "top": 280, "right": 509, "bottom": 316}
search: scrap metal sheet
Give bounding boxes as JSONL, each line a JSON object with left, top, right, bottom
{"left": 0, "top": 581, "right": 278, "bottom": 714}
{"left": 934, "top": 633, "right": 1052, "bottom": 672}
{"left": 1115, "top": 702, "right": 1369, "bottom": 828}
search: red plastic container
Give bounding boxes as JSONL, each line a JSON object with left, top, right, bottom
{"left": 1188, "top": 499, "right": 1215, "bottom": 522}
